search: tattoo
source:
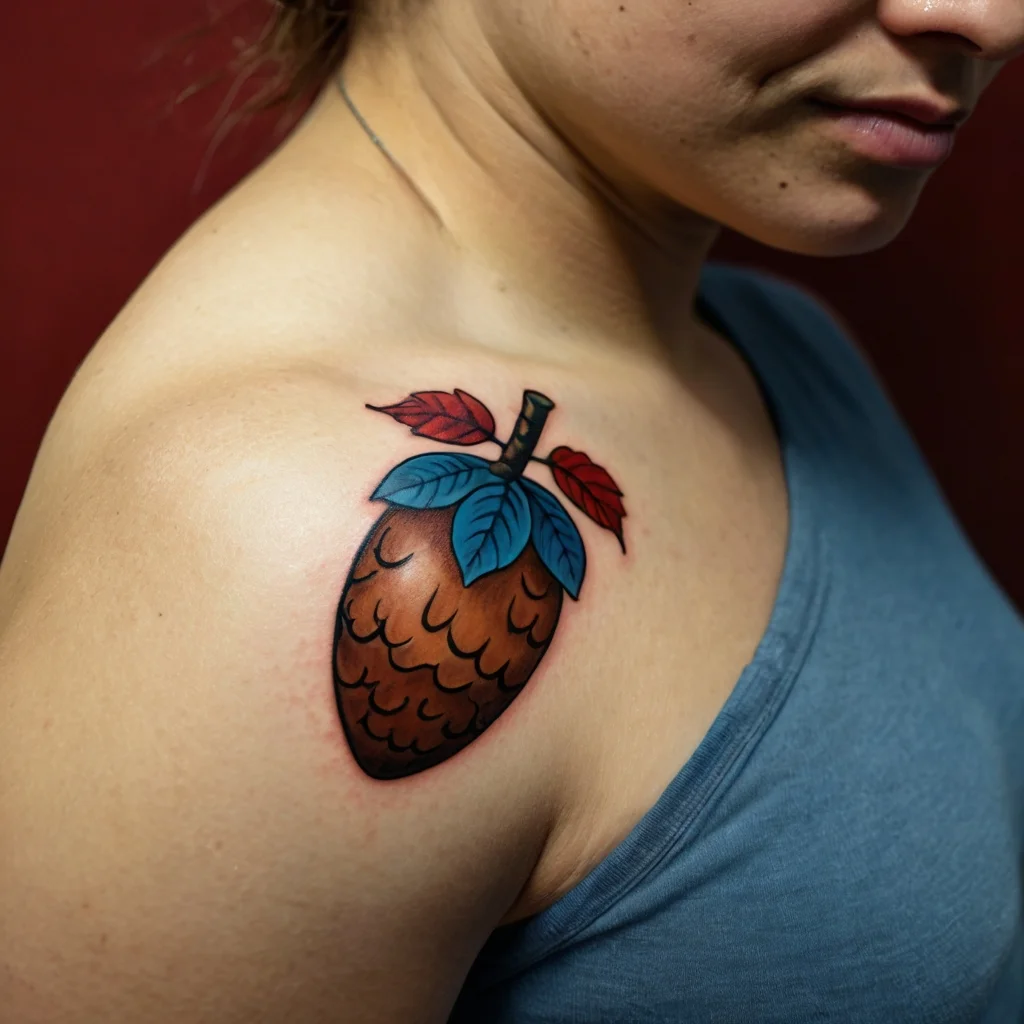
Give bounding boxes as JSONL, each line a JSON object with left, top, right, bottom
{"left": 333, "top": 389, "right": 627, "bottom": 780}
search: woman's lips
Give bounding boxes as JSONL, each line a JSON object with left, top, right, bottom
{"left": 808, "top": 100, "right": 958, "bottom": 169}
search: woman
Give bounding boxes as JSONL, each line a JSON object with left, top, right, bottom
{"left": 1, "top": 0, "right": 1022, "bottom": 1020}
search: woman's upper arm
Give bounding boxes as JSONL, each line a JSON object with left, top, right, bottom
{"left": 0, "top": 385, "right": 556, "bottom": 1023}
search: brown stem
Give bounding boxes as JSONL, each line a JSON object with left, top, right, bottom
{"left": 489, "top": 391, "right": 555, "bottom": 480}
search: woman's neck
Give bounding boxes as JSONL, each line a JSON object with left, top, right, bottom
{"left": 302, "top": 4, "right": 724, "bottom": 367}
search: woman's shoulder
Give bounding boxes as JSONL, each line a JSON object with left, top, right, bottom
{"left": 0, "top": 208, "right": 566, "bottom": 1022}
{"left": 34, "top": 145, "right": 444, "bottom": 534}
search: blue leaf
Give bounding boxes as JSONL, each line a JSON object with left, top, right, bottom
{"left": 371, "top": 453, "right": 494, "bottom": 509}
{"left": 451, "top": 481, "right": 532, "bottom": 586}
{"left": 521, "top": 479, "right": 586, "bottom": 599}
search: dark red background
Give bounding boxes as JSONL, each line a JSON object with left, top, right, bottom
{"left": 2, "top": 2, "right": 1021, "bottom": 609}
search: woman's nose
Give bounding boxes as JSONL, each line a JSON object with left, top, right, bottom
{"left": 879, "top": 0, "right": 1024, "bottom": 63}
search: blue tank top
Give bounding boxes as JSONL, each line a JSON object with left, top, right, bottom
{"left": 448, "top": 261, "right": 1024, "bottom": 1023}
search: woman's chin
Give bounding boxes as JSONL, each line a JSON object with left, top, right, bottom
{"left": 737, "top": 188, "right": 925, "bottom": 257}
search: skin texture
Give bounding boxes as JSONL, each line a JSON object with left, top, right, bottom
{"left": 1, "top": 1, "right": 1022, "bottom": 1021}
{"left": 327, "top": 0, "right": 1020, "bottom": 363}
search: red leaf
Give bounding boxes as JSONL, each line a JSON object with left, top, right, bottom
{"left": 549, "top": 446, "right": 627, "bottom": 553}
{"left": 367, "top": 389, "right": 497, "bottom": 446}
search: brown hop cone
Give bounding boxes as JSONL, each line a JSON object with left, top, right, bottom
{"left": 333, "top": 506, "right": 562, "bottom": 780}
{"left": 333, "top": 389, "right": 625, "bottom": 780}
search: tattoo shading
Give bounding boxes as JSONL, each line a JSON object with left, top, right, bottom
{"left": 333, "top": 389, "right": 627, "bottom": 780}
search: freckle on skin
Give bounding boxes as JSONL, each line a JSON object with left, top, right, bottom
{"left": 779, "top": 181, "right": 789, "bottom": 189}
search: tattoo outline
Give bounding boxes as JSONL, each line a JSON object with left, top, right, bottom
{"left": 333, "top": 389, "right": 626, "bottom": 780}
